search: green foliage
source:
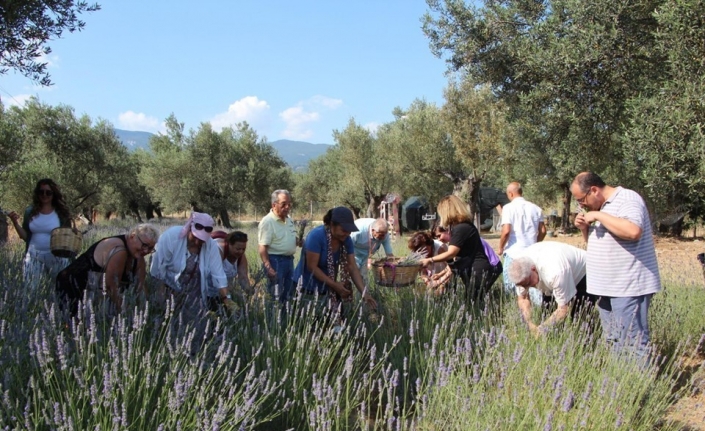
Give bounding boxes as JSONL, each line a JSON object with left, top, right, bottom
{"left": 139, "top": 118, "right": 292, "bottom": 224}
{"left": 422, "top": 0, "right": 668, "bottom": 221}
{"left": 622, "top": 0, "right": 705, "bottom": 224}
{"left": 0, "top": 0, "right": 101, "bottom": 86}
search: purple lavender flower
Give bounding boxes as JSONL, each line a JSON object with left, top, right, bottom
{"left": 562, "top": 390, "right": 575, "bottom": 412}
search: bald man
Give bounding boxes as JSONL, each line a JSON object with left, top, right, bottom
{"left": 498, "top": 182, "right": 546, "bottom": 304}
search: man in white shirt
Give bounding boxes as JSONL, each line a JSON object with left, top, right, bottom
{"left": 507, "top": 242, "right": 596, "bottom": 337}
{"left": 498, "top": 182, "right": 546, "bottom": 304}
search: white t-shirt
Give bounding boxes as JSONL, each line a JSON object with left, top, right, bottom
{"left": 28, "top": 211, "right": 60, "bottom": 253}
{"left": 501, "top": 197, "right": 544, "bottom": 257}
{"left": 514, "top": 241, "right": 586, "bottom": 306}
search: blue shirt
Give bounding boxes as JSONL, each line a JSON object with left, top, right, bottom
{"left": 293, "top": 225, "right": 355, "bottom": 295}
{"left": 349, "top": 218, "right": 394, "bottom": 268}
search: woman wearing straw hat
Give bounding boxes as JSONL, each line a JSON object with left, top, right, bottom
{"left": 56, "top": 223, "right": 159, "bottom": 317}
{"left": 150, "top": 212, "right": 237, "bottom": 317}
{"left": 8, "top": 178, "right": 72, "bottom": 289}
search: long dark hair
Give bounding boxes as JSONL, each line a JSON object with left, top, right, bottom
{"left": 322, "top": 209, "right": 339, "bottom": 227}
{"left": 30, "top": 178, "right": 71, "bottom": 221}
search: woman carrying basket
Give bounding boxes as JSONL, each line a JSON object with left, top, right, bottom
{"left": 8, "top": 179, "right": 72, "bottom": 289}
{"left": 56, "top": 224, "right": 159, "bottom": 317}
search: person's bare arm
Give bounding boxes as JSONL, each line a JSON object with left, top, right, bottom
{"left": 237, "top": 255, "right": 252, "bottom": 293}
{"left": 258, "top": 244, "right": 277, "bottom": 279}
{"left": 498, "top": 224, "right": 511, "bottom": 255}
{"left": 420, "top": 245, "right": 460, "bottom": 268}
{"left": 584, "top": 211, "right": 642, "bottom": 241}
{"left": 538, "top": 305, "right": 570, "bottom": 332}
{"left": 305, "top": 250, "right": 351, "bottom": 299}
{"left": 7, "top": 211, "right": 27, "bottom": 240}
{"left": 517, "top": 293, "right": 538, "bottom": 336}
{"left": 537, "top": 221, "right": 547, "bottom": 242}
{"left": 346, "top": 253, "right": 377, "bottom": 308}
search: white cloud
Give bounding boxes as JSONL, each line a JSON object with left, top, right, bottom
{"left": 364, "top": 122, "right": 380, "bottom": 135}
{"left": 210, "top": 96, "right": 271, "bottom": 131}
{"left": 4, "top": 94, "right": 32, "bottom": 108}
{"left": 37, "top": 52, "right": 60, "bottom": 68}
{"left": 309, "top": 95, "right": 343, "bottom": 109}
{"left": 279, "top": 95, "right": 343, "bottom": 140}
{"left": 117, "top": 111, "right": 164, "bottom": 133}
{"left": 279, "top": 106, "right": 320, "bottom": 140}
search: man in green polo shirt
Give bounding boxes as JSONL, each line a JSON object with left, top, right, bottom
{"left": 258, "top": 189, "right": 298, "bottom": 302}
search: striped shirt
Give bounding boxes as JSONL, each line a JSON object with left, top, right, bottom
{"left": 585, "top": 187, "right": 661, "bottom": 297}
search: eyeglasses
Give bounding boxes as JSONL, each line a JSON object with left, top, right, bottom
{"left": 194, "top": 222, "right": 213, "bottom": 233}
{"left": 575, "top": 189, "right": 592, "bottom": 205}
{"left": 136, "top": 235, "right": 155, "bottom": 254}
{"left": 275, "top": 201, "right": 292, "bottom": 208}
{"left": 38, "top": 189, "right": 54, "bottom": 197}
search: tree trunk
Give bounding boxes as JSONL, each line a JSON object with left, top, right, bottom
{"left": 128, "top": 200, "right": 142, "bottom": 222}
{"left": 219, "top": 209, "right": 232, "bottom": 229}
{"left": 103, "top": 211, "right": 113, "bottom": 221}
{"left": 345, "top": 202, "right": 362, "bottom": 219}
{"left": 561, "top": 184, "right": 572, "bottom": 233}
{"left": 450, "top": 172, "right": 482, "bottom": 226}
{"left": 154, "top": 206, "right": 163, "bottom": 219}
{"left": 366, "top": 194, "right": 385, "bottom": 218}
{"left": 0, "top": 213, "right": 8, "bottom": 245}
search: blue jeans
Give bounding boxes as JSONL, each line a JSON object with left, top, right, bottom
{"left": 502, "top": 253, "right": 543, "bottom": 305}
{"left": 597, "top": 294, "right": 653, "bottom": 362}
{"left": 265, "top": 254, "right": 295, "bottom": 303}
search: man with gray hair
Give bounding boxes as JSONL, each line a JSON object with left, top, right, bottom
{"left": 350, "top": 218, "right": 395, "bottom": 280}
{"left": 508, "top": 241, "right": 596, "bottom": 337}
{"left": 258, "top": 190, "right": 298, "bottom": 302}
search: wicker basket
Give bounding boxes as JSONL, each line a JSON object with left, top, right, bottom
{"left": 371, "top": 258, "right": 420, "bottom": 287}
{"left": 50, "top": 227, "right": 82, "bottom": 258}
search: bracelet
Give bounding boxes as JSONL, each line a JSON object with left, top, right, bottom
{"left": 430, "top": 257, "right": 434, "bottom": 263}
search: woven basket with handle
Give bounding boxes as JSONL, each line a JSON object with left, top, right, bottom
{"left": 371, "top": 257, "right": 420, "bottom": 287}
{"left": 50, "top": 227, "right": 82, "bottom": 258}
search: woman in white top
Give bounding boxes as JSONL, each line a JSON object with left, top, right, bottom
{"left": 211, "top": 230, "right": 252, "bottom": 295}
{"left": 8, "top": 179, "right": 72, "bottom": 289}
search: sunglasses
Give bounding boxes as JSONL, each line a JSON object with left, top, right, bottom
{"left": 136, "top": 235, "right": 155, "bottom": 254}
{"left": 38, "top": 189, "right": 54, "bottom": 197}
{"left": 194, "top": 222, "right": 213, "bottom": 233}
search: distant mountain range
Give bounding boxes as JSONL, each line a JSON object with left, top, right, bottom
{"left": 113, "top": 129, "right": 331, "bottom": 171}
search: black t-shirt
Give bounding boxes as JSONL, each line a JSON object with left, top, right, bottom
{"left": 449, "top": 222, "right": 489, "bottom": 271}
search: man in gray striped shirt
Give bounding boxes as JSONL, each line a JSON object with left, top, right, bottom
{"left": 571, "top": 172, "right": 661, "bottom": 362}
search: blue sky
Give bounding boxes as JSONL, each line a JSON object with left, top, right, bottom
{"left": 0, "top": 1, "right": 451, "bottom": 144}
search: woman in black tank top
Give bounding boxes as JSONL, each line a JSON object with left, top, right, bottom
{"left": 56, "top": 224, "right": 159, "bottom": 316}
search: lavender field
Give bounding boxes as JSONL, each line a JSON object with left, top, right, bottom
{"left": 0, "top": 220, "right": 703, "bottom": 430}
